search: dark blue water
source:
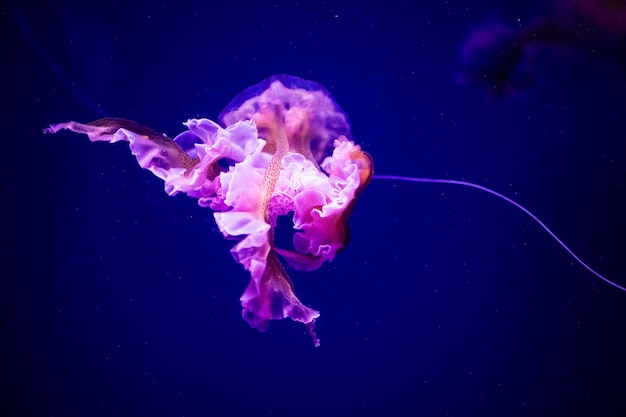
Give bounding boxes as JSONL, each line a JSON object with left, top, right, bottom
{"left": 3, "top": 1, "right": 626, "bottom": 416}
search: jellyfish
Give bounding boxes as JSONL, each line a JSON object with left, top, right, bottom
{"left": 45, "top": 75, "right": 373, "bottom": 346}
{"left": 458, "top": 0, "right": 626, "bottom": 100}
{"left": 44, "top": 74, "right": 624, "bottom": 346}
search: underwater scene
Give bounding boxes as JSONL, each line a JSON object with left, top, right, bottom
{"left": 3, "top": 0, "right": 626, "bottom": 416}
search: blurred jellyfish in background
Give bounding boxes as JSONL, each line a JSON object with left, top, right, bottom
{"left": 458, "top": 0, "right": 626, "bottom": 100}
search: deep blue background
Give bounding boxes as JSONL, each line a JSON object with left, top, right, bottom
{"left": 3, "top": 0, "right": 626, "bottom": 416}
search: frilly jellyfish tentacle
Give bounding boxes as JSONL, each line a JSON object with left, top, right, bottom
{"left": 373, "top": 174, "right": 626, "bottom": 292}
{"left": 218, "top": 76, "right": 373, "bottom": 345}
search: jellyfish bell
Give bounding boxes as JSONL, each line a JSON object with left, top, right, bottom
{"left": 44, "top": 74, "right": 623, "bottom": 347}
{"left": 219, "top": 74, "right": 353, "bottom": 163}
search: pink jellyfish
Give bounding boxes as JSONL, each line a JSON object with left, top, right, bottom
{"left": 45, "top": 75, "right": 373, "bottom": 346}
{"left": 44, "top": 74, "right": 624, "bottom": 346}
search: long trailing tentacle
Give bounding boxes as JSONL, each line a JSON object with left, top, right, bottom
{"left": 374, "top": 174, "right": 626, "bottom": 292}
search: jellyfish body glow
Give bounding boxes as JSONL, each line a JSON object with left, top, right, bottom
{"left": 44, "top": 74, "right": 624, "bottom": 346}
{"left": 45, "top": 75, "right": 373, "bottom": 346}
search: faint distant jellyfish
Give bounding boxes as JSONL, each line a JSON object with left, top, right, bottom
{"left": 44, "top": 75, "right": 624, "bottom": 346}
{"left": 456, "top": 21, "right": 534, "bottom": 100}
{"left": 558, "top": 0, "right": 626, "bottom": 38}
{"left": 458, "top": 0, "right": 626, "bottom": 100}
{"left": 44, "top": 75, "right": 373, "bottom": 346}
